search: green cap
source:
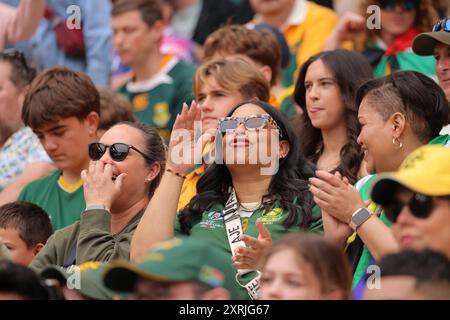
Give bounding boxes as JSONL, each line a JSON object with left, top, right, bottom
{"left": 104, "top": 237, "right": 242, "bottom": 299}
{"left": 0, "top": 241, "right": 11, "bottom": 262}
{"left": 41, "top": 261, "right": 126, "bottom": 300}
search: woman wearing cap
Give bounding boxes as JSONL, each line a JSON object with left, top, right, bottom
{"left": 370, "top": 145, "right": 450, "bottom": 259}
{"left": 132, "top": 100, "right": 320, "bottom": 299}
{"left": 294, "top": 49, "right": 373, "bottom": 185}
{"left": 325, "top": 0, "right": 438, "bottom": 78}
{"left": 308, "top": 70, "right": 449, "bottom": 295}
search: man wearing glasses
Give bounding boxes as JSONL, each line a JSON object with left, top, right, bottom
{"left": 0, "top": 49, "right": 54, "bottom": 205}
{"left": 413, "top": 18, "right": 450, "bottom": 136}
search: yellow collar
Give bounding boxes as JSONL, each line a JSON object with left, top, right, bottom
{"left": 58, "top": 175, "right": 83, "bottom": 193}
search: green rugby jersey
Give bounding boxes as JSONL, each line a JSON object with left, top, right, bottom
{"left": 118, "top": 56, "right": 195, "bottom": 143}
{"left": 18, "top": 170, "right": 85, "bottom": 231}
{"left": 175, "top": 202, "right": 323, "bottom": 299}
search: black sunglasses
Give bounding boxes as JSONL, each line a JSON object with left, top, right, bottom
{"left": 88, "top": 143, "right": 151, "bottom": 162}
{"left": 0, "top": 49, "right": 30, "bottom": 73}
{"left": 383, "top": 192, "right": 436, "bottom": 223}
{"left": 432, "top": 19, "right": 450, "bottom": 33}
{"left": 378, "top": 0, "right": 419, "bottom": 11}
{"left": 218, "top": 114, "right": 283, "bottom": 138}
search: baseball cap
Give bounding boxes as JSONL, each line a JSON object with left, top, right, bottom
{"left": 412, "top": 19, "right": 450, "bottom": 56}
{"left": 41, "top": 261, "right": 125, "bottom": 300}
{"left": 371, "top": 145, "right": 450, "bottom": 205}
{"left": 103, "top": 237, "right": 242, "bottom": 299}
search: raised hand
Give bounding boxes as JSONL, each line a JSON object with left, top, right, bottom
{"left": 167, "top": 100, "right": 214, "bottom": 175}
{"left": 81, "top": 161, "right": 127, "bottom": 210}
{"left": 232, "top": 219, "right": 273, "bottom": 271}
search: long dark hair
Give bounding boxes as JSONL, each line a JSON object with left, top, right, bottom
{"left": 294, "top": 50, "right": 373, "bottom": 184}
{"left": 178, "top": 100, "right": 316, "bottom": 233}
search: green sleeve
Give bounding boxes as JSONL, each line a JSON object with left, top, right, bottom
{"left": 29, "top": 225, "right": 76, "bottom": 274}
{"left": 76, "top": 209, "right": 132, "bottom": 263}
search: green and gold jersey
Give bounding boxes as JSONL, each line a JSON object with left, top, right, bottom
{"left": 18, "top": 170, "right": 85, "bottom": 231}
{"left": 175, "top": 201, "right": 323, "bottom": 299}
{"left": 117, "top": 56, "right": 195, "bottom": 143}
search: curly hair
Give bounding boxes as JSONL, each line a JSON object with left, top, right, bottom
{"left": 294, "top": 50, "right": 373, "bottom": 184}
{"left": 178, "top": 100, "right": 317, "bottom": 233}
{"left": 356, "top": 0, "right": 438, "bottom": 50}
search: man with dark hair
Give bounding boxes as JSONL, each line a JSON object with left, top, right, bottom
{"left": 0, "top": 261, "right": 49, "bottom": 300}
{"left": 18, "top": 66, "right": 100, "bottom": 230}
{"left": 111, "top": 0, "right": 195, "bottom": 143}
{"left": 0, "top": 201, "right": 52, "bottom": 266}
{"left": 0, "top": 49, "right": 54, "bottom": 205}
{"left": 364, "top": 249, "right": 450, "bottom": 300}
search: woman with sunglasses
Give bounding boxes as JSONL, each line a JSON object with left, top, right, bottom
{"left": 132, "top": 100, "right": 320, "bottom": 299}
{"left": 294, "top": 49, "right": 373, "bottom": 185}
{"left": 308, "top": 71, "right": 449, "bottom": 297}
{"left": 371, "top": 145, "right": 450, "bottom": 259}
{"left": 29, "top": 122, "right": 165, "bottom": 273}
{"left": 176, "top": 59, "right": 271, "bottom": 211}
{"left": 325, "top": 0, "right": 438, "bottom": 78}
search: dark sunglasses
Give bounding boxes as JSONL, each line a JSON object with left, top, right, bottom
{"left": 0, "top": 48, "right": 30, "bottom": 73}
{"left": 218, "top": 114, "right": 283, "bottom": 138}
{"left": 88, "top": 142, "right": 151, "bottom": 162}
{"left": 383, "top": 192, "right": 435, "bottom": 223}
{"left": 378, "top": 0, "right": 419, "bottom": 11}
{"left": 432, "top": 19, "right": 450, "bottom": 33}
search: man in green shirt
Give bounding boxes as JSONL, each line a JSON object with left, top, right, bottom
{"left": 19, "top": 66, "right": 100, "bottom": 230}
{"left": 111, "top": 0, "right": 195, "bottom": 143}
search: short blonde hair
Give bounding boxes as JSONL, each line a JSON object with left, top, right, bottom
{"left": 193, "top": 59, "right": 270, "bottom": 102}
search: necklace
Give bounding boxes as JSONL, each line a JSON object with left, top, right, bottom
{"left": 239, "top": 200, "right": 262, "bottom": 212}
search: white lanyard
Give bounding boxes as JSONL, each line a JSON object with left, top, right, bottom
{"left": 222, "top": 189, "right": 261, "bottom": 300}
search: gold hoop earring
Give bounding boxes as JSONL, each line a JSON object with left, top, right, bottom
{"left": 392, "top": 137, "right": 403, "bottom": 149}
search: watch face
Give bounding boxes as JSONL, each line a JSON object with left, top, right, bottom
{"left": 353, "top": 208, "right": 371, "bottom": 225}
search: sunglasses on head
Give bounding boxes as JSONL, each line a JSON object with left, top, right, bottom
{"left": 218, "top": 114, "right": 283, "bottom": 138}
{"left": 88, "top": 142, "right": 150, "bottom": 162}
{"left": 0, "top": 48, "right": 30, "bottom": 73}
{"left": 432, "top": 19, "right": 450, "bottom": 33}
{"left": 378, "top": 0, "right": 419, "bottom": 11}
{"left": 383, "top": 192, "right": 436, "bottom": 223}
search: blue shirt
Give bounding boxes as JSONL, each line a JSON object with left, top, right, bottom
{"left": 2, "top": 0, "right": 112, "bottom": 86}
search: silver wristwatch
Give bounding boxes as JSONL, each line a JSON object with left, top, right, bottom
{"left": 85, "top": 204, "right": 109, "bottom": 212}
{"left": 349, "top": 208, "right": 372, "bottom": 231}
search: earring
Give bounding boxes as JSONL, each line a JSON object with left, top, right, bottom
{"left": 392, "top": 136, "right": 403, "bottom": 149}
